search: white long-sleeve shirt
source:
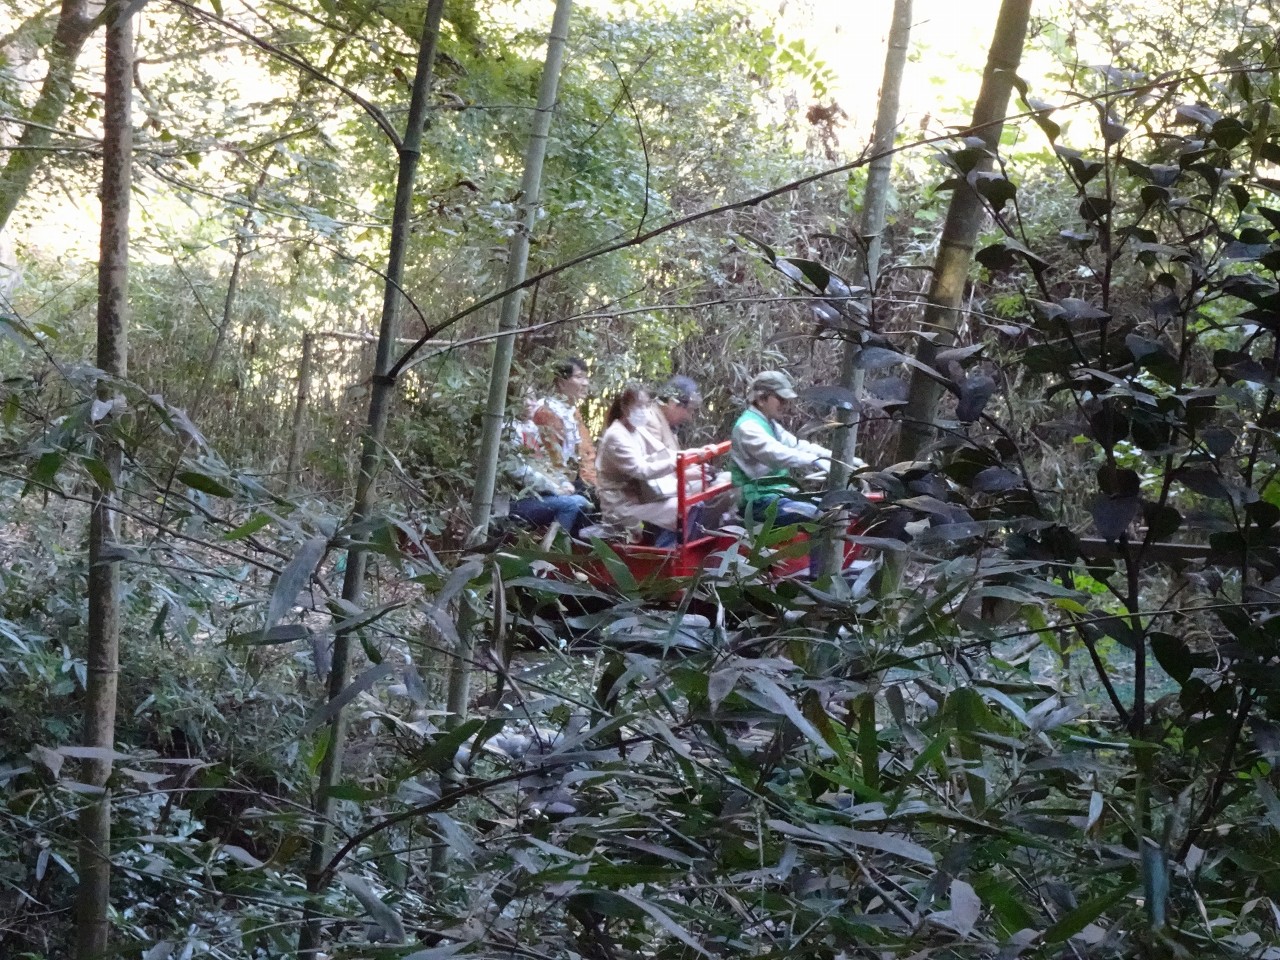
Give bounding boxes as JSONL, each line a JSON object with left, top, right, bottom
{"left": 730, "top": 407, "right": 831, "bottom": 481}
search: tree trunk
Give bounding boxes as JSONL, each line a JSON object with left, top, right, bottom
{"left": 74, "top": 4, "right": 131, "bottom": 957}
{"left": 285, "top": 332, "right": 314, "bottom": 491}
{"left": 894, "top": 0, "right": 1032, "bottom": 463}
{"left": 0, "top": 0, "right": 97, "bottom": 234}
{"left": 823, "top": 0, "right": 913, "bottom": 580}
{"left": 466, "top": 0, "right": 574, "bottom": 539}
{"left": 298, "top": 1, "right": 445, "bottom": 953}
{"left": 830, "top": 0, "right": 913, "bottom": 475}
{"left": 447, "top": 0, "right": 574, "bottom": 723}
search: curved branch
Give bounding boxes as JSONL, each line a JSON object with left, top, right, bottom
{"left": 164, "top": 0, "right": 402, "bottom": 148}
{"left": 386, "top": 89, "right": 1125, "bottom": 380}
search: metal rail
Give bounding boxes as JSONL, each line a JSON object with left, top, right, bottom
{"left": 675, "top": 441, "right": 733, "bottom": 544}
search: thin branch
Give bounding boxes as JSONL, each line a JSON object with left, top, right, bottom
{"left": 387, "top": 62, "right": 1276, "bottom": 380}
{"left": 0, "top": 114, "right": 100, "bottom": 140}
{"left": 1179, "top": 686, "right": 1255, "bottom": 861}
{"left": 607, "top": 57, "right": 652, "bottom": 239}
{"left": 164, "top": 0, "right": 402, "bottom": 148}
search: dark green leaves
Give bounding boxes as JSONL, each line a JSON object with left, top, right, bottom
{"left": 1174, "top": 102, "right": 1223, "bottom": 127}
{"left": 954, "top": 373, "right": 996, "bottom": 423}
{"left": 1043, "top": 883, "right": 1134, "bottom": 944}
{"left": 224, "top": 512, "right": 273, "bottom": 541}
{"left": 976, "top": 237, "right": 1050, "bottom": 274}
{"left": 775, "top": 256, "right": 832, "bottom": 291}
{"left": 1214, "top": 349, "right": 1270, "bottom": 384}
{"left": 1035, "top": 297, "right": 1111, "bottom": 325}
{"left": 972, "top": 467, "right": 1023, "bottom": 493}
{"left": 1144, "top": 503, "right": 1182, "bottom": 539}
{"left": 300, "top": 663, "right": 393, "bottom": 737}
{"left": 799, "top": 384, "right": 859, "bottom": 411}
{"left": 1079, "top": 194, "right": 1114, "bottom": 223}
{"left": 857, "top": 346, "right": 913, "bottom": 370}
{"left": 1017, "top": 82, "right": 1061, "bottom": 144}
{"left": 177, "top": 470, "right": 236, "bottom": 498}
{"left": 567, "top": 890, "right": 710, "bottom": 956}
{"left": 971, "top": 171, "right": 1017, "bottom": 208}
{"left": 1125, "top": 334, "right": 1181, "bottom": 386}
{"left": 1092, "top": 467, "right": 1140, "bottom": 541}
{"left": 1056, "top": 146, "right": 1104, "bottom": 186}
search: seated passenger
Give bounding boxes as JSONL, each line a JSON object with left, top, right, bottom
{"left": 506, "top": 388, "right": 591, "bottom": 537}
{"left": 595, "top": 384, "right": 683, "bottom": 546}
{"left": 641, "top": 375, "right": 732, "bottom": 529}
{"left": 533, "top": 356, "right": 597, "bottom": 495}
{"left": 730, "top": 370, "right": 833, "bottom": 528}
{"left": 641, "top": 375, "right": 702, "bottom": 452}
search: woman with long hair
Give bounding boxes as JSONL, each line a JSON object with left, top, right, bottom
{"left": 595, "top": 383, "right": 681, "bottom": 545}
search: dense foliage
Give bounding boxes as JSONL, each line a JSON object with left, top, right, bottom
{"left": 8, "top": 0, "right": 1280, "bottom": 958}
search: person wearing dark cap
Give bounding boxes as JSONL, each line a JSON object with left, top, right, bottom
{"left": 730, "top": 369, "right": 838, "bottom": 527}
{"left": 639, "top": 374, "right": 732, "bottom": 534}
{"left": 640, "top": 374, "right": 703, "bottom": 455}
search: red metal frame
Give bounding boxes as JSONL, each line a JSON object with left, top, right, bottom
{"left": 577, "top": 441, "right": 736, "bottom": 587}
{"left": 571, "top": 440, "right": 876, "bottom": 590}
{"left": 675, "top": 440, "right": 733, "bottom": 543}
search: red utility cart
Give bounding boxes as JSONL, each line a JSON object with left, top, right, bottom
{"left": 571, "top": 441, "right": 875, "bottom": 589}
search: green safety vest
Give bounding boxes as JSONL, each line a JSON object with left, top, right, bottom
{"left": 730, "top": 407, "right": 793, "bottom": 508}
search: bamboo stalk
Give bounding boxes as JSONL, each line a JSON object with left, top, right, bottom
{"left": 299, "top": 0, "right": 447, "bottom": 952}
{"left": 75, "top": 4, "right": 131, "bottom": 956}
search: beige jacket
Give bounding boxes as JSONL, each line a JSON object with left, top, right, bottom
{"left": 595, "top": 419, "right": 678, "bottom": 532}
{"left": 637, "top": 402, "right": 678, "bottom": 455}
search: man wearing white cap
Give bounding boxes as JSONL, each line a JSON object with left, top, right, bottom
{"left": 730, "top": 370, "right": 834, "bottom": 527}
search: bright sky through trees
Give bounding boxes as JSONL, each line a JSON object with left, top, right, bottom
{"left": 786, "top": 0, "right": 1004, "bottom": 132}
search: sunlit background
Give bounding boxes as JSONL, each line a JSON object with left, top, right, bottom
{"left": 782, "top": 0, "right": 1006, "bottom": 133}
{"left": 9, "top": 0, "right": 1090, "bottom": 262}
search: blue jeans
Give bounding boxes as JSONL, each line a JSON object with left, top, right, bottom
{"left": 746, "top": 494, "right": 820, "bottom": 528}
{"left": 509, "top": 494, "right": 591, "bottom": 536}
{"left": 746, "top": 494, "right": 824, "bottom": 576}
{"left": 644, "top": 504, "right": 707, "bottom": 548}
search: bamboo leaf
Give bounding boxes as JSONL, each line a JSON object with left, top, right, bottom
{"left": 223, "top": 512, "right": 272, "bottom": 541}
{"left": 339, "top": 871, "right": 406, "bottom": 944}
{"left": 227, "top": 624, "right": 310, "bottom": 646}
{"left": 436, "top": 559, "right": 484, "bottom": 607}
{"left": 766, "top": 819, "right": 936, "bottom": 865}
{"left": 324, "top": 601, "right": 405, "bottom": 636}
{"left": 506, "top": 575, "right": 610, "bottom": 599}
{"left": 745, "top": 674, "right": 835, "bottom": 756}
{"left": 177, "top": 470, "right": 236, "bottom": 498}
{"left": 576, "top": 890, "right": 710, "bottom": 956}
{"left": 1085, "top": 791, "right": 1104, "bottom": 833}
{"left": 403, "top": 943, "right": 473, "bottom": 960}
{"left": 81, "top": 457, "right": 113, "bottom": 492}
{"left": 931, "top": 878, "right": 982, "bottom": 936}
{"left": 589, "top": 538, "right": 638, "bottom": 593}
{"left": 263, "top": 537, "right": 327, "bottom": 634}
{"left": 301, "top": 663, "right": 392, "bottom": 737}
{"left": 1043, "top": 884, "right": 1132, "bottom": 943}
